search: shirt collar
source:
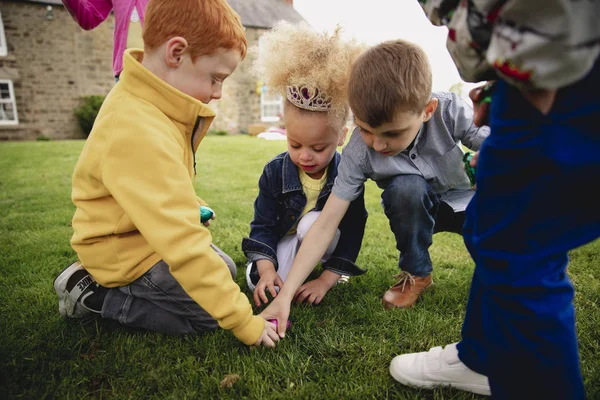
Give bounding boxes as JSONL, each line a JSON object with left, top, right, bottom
{"left": 118, "top": 49, "right": 216, "bottom": 127}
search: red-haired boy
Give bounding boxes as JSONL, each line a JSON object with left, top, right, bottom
{"left": 54, "top": 0, "right": 279, "bottom": 347}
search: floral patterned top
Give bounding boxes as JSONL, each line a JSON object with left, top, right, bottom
{"left": 418, "top": 0, "right": 600, "bottom": 90}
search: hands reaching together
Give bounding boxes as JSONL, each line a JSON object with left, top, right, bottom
{"left": 252, "top": 264, "right": 341, "bottom": 342}
{"left": 253, "top": 319, "right": 280, "bottom": 348}
{"left": 260, "top": 296, "right": 291, "bottom": 339}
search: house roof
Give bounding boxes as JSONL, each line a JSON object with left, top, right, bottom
{"left": 228, "top": 0, "right": 306, "bottom": 29}
{"left": 19, "top": 0, "right": 307, "bottom": 29}
{"left": 19, "top": 0, "right": 63, "bottom": 5}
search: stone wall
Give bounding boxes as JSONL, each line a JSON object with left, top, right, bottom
{"left": 0, "top": 2, "right": 270, "bottom": 140}
{"left": 0, "top": 1, "right": 115, "bottom": 140}
{"left": 204, "top": 27, "right": 269, "bottom": 135}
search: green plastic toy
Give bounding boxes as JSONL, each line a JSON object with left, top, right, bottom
{"left": 200, "top": 206, "right": 214, "bottom": 223}
{"left": 478, "top": 81, "right": 495, "bottom": 105}
{"left": 463, "top": 152, "right": 476, "bottom": 187}
{"left": 463, "top": 153, "right": 475, "bottom": 186}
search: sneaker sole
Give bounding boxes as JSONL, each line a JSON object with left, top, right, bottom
{"left": 53, "top": 261, "right": 91, "bottom": 318}
{"left": 389, "top": 359, "right": 491, "bottom": 396}
{"left": 245, "top": 262, "right": 256, "bottom": 292}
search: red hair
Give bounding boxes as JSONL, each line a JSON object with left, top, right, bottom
{"left": 143, "top": 0, "right": 247, "bottom": 59}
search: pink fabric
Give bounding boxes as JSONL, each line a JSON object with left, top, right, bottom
{"left": 62, "top": 0, "right": 148, "bottom": 77}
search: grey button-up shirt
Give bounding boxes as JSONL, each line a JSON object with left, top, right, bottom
{"left": 333, "top": 91, "right": 490, "bottom": 212}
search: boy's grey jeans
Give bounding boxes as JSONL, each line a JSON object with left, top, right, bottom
{"left": 101, "top": 244, "right": 236, "bottom": 334}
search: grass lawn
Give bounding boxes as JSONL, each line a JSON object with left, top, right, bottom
{"left": 1, "top": 136, "right": 598, "bottom": 399}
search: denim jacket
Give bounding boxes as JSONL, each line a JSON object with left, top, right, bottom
{"left": 242, "top": 151, "right": 368, "bottom": 276}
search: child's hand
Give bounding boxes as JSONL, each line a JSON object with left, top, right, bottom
{"left": 200, "top": 206, "right": 216, "bottom": 227}
{"left": 462, "top": 151, "right": 480, "bottom": 189}
{"left": 253, "top": 260, "right": 284, "bottom": 307}
{"left": 202, "top": 212, "right": 216, "bottom": 227}
{"left": 469, "top": 81, "right": 494, "bottom": 127}
{"left": 253, "top": 319, "right": 280, "bottom": 348}
{"left": 260, "top": 298, "right": 290, "bottom": 338}
{"left": 294, "top": 270, "right": 339, "bottom": 305}
{"left": 469, "top": 151, "right": 479, "bottom": 169}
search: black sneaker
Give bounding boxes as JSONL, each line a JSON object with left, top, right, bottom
{"left": 53, "top": 261, "right": 106, "bottom": 318}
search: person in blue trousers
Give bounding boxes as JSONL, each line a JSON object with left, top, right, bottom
{"left": 389, "top": 1, "right": 600, "bottom": 398}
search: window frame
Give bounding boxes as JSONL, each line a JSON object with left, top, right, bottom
{"left": 257, "top": 33, "right": 283, "bottom": 122}
{"left": 0, "top": 79, "right": 19, "bottom": 126}
{"left": 0, "top": 10, "right": 7, "bottom": 57}
{"left": 260, "top": 88, "right": 283, "bottom": 122}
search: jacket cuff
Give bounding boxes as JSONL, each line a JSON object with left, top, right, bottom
{"left": 247, "top": 254, "right": 278, "bottom": 271}
{"left": 231, "top": 315, "right": 265, "bottom": 345}
{"left": 241, "top": 237, "right": 278, "bottom": 267}
{"left": 323, "top": 257, "right": 367, "bottom": 276}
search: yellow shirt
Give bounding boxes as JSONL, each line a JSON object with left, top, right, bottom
{"left": 70, "top": 49, "right": 263, "bottom": 345}
{"left": 288, "top": 168, "right": 327, "bottom": 233}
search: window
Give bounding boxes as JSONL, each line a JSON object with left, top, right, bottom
{"left": 260, "top": 88, "right": 283, "bottom": 122}
{"left": 0, "top": 80, "right": 18, "bottom": 125}
{"left": 258, "top": 33, "right": 283, "bottom": 122}
{"left": 0, "top": 11, "right": 7, "bottom": 56}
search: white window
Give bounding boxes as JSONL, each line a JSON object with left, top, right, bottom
{"left": 0, "top": 11, "right": 7, "bottom": 56}
{"left": 258, "top": 34, "right": 283, "bottom": 122}
{"left": 0, "top": 80, "right": 18, "bottom": 125}
{"left": 260, "top": 88, "right": 283, "bottom": 122}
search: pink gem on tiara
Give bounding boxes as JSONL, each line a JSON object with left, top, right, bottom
{"left": 286, "top": 85, "right": 332, "bottom": 112}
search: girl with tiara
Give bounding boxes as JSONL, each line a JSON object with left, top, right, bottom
{"left": 241, "top": 22, "right": 368, "bottom": 307}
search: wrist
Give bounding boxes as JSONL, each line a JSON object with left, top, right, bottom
{"left": 256, "top": 260, "right": 276, "bottom": 276}
{"left": 277, "top": 286, "right": 296, "bottom": 302}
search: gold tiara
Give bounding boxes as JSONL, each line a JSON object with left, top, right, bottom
{"left": 285, "top": 85, "right": 332, "bottom": 112}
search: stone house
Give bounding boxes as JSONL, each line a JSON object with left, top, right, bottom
{"left": 0, "top": 0, "right": 304, "bottom": 140}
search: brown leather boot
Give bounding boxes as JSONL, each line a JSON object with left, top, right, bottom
{"left": 382, "top": 271, "right": 433, "bottom": 309}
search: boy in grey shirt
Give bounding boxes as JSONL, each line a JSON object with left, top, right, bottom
{"left": 261, "top": 39, "right": 489, "bottom": 325}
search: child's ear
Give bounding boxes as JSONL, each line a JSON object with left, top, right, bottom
{"left": 338, "top": 126, "right": 349, "bottom": 146}
{"left": 165, "top": 37, "right": 189, "bottom": 68}
{"left": 423, "top": 98, "right": 438, "bottom": 122}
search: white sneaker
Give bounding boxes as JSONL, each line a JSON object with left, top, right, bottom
{"left": 389, "top": 343, "right": 491, "bottom": 396}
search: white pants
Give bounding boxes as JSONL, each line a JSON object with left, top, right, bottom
{"left": 246, "top": 211, "right": 340, "bottom": 292}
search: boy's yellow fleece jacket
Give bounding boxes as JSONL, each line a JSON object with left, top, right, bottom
{"left": 70, "top": 49, "right": 264, "bottom": 345}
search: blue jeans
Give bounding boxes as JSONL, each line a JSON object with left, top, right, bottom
{"left": 380, "top": 175, "right": 465, "bottom": 277}
{"left": 101, "top": 244, "right": 236, "bottom": 334}
{"left": 457, "top": 63, "right": 600, "bottom": 399}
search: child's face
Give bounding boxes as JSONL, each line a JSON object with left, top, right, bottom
{"left": 354, "top": 98, "right": 438, "bottom": 157}
{"left": 285, "top": 108, "right": 345, "bottom": 180}
{"left": 167, "top": 47, "right": 241, "bottom": 104}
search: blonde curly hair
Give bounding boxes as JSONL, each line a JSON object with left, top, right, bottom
{"left": 253, "top": 21, "right": 365, "bottom": 132}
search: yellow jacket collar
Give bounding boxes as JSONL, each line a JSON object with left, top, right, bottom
{"left": 118, "top": 49, "right": 216, "bottom": 128}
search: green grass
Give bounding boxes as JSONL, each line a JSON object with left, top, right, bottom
{"left": 1, "top": 137, "right": 598, "bottom": 399}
